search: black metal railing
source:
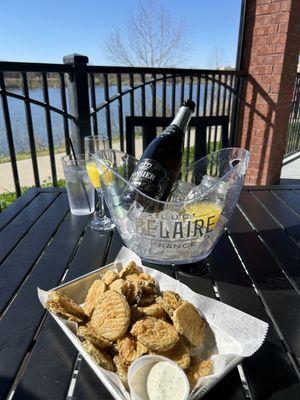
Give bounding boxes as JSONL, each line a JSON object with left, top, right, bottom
{"left": 86, "top": 66, "right": 245, "bottom": 151}
{"left": 0, "top": 55, "right": 246, "bottom": 197}
{"left": 285, "top": 73, "right": 300, "bottom": 157}
{"left": 0, "top": 61, "right": 75, "bottom": 196}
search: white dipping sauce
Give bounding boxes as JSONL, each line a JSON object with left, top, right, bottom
{"left": 146, "top": 361, "right": 188, "bottom": 400}
{"left": 130, "top": 362, "right": 156, "bottom": 399}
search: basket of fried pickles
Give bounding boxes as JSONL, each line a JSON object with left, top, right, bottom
{"left": 39, "top": 247, "right": 268, "bottom": 400}
{"left": 45, "top": 260, "right": 211, "bottom": 381}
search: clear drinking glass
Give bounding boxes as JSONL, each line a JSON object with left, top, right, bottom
{"left": 84, "top": 135, "right": 115, "bottom": 231}
{"left": 62, "top": 154, "right": 95, "bottom": 216}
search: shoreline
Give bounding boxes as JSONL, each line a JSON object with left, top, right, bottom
{"left": 0, "top": 137, "right": 145, "bottom": 194}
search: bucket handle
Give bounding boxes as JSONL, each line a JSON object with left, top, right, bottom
{"left": 229, "top": 158, "right": 248, "bottom": 176}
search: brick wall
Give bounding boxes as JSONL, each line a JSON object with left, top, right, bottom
{"left": 238, "top": 0, "right": 300, "bottom": 185}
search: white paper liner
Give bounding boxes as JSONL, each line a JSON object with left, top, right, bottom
{"left": 38, "top": 246, "right": 268, "bottom": 400}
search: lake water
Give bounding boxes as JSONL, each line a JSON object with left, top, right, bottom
{"left": 0, "top": 83, "right": 218, "bottom": 157}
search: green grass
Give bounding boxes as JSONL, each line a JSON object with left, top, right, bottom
{"left": 0, "top": 140, "right": 221, "bottom": 212}
{"left": 0, "top": 191, "right": 18, "bottom": 211}
{"left": 0, "top": 147, "right": 65, "bottom": 164}
{"left": 0, "top": 132, "right": 141, "bottom": 164}
{"left": 0, "top": 178, "right": 65, "bottom": 213}
{"left": 183, "top": 141, "right": 221, "bottom": 170}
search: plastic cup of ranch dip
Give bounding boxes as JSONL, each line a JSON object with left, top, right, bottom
{"left": 128, "top": 355, "right": 190, "bottom": 400}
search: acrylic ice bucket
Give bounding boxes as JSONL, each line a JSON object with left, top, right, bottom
{"left": 95, "top": 148, "right": 250, "bottom": 265}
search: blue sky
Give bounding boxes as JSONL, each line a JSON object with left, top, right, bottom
{"left": 0, "top": 0, "right": 241, "bottom": 67}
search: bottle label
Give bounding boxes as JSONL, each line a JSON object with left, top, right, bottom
{"left": 131, "top": 207, "right": 224, "bottom": 260}
{"left": 161, "top": 125, "right": 182, "bottom": 136}
{"left": 130, "top": 158, "right": 170, "bottom": 197}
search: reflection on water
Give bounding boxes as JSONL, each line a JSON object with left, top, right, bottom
{"left": 0, "top": 83, "right": 214, "bottom": 156}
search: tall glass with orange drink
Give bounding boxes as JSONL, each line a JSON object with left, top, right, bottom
{"left": 84, "top": 136, "right": 115, "bottom": 231}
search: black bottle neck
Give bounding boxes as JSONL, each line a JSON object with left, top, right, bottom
{"left": 170, "top": 106, "right": 193, "bottom": 133}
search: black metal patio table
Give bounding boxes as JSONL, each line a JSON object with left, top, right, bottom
{"left": 1, "top": 185, "right": 300, "bottom": 400}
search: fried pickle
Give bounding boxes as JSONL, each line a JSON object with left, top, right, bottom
{"left": 82, "top": 340, "right": 115, "bottom": 371}
{"left": 119, "top": 261, "right": 139, "bottom": 279}
{"left": 153, "top": 339, "right": 190, "bottom": 369}
{"left": 102, "top": 270, "right": 118, "bottom": 286}
{"left": 116, "top": 335, "right": 148, "bottom": 364}
{"left": 109, "top": 279, "right": 127, "bottom": 295}
{"left": 114, "top": 355, "right": 129, "bottom": 387}
{"left": 90, "top": 290, "right": 130, "bottom": 341}
{"left": 137, "top": 303, "right": 166, "bottom": 319}
{"left": 172, "top": 301, "right": 205, "bottom": 347}
{"left": 131, "top": 317, "right": 179, "bottom": 351}
{"left": 138, "top": 294, "right": 157, "bottom": 307}
{"left": 45, "top": 291, "right": 86, "bottom": 323}
{"left": 78, "top": 325, "right": 112, "bottom": 348}
{"left": 83, "top": 279, "right": 106, "bottom": 317}
{"left": 156, "top": 291, "right": 183, "bottom": 317}
{"left": 186, "top": 357, "right": 213, "bottom": 388}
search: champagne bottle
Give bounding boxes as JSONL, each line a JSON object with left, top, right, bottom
{"left": 124, "top": 100, "right": 195, "bottom": 209}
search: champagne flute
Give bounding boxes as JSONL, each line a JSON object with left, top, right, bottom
{"left": 84, "top": 135, "right": 115, "bottom": 231}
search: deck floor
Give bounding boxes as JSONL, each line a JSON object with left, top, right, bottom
{"left": 280, "top": 152, "right": 300, "bottom": 184}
